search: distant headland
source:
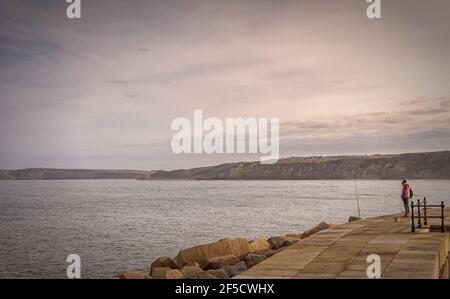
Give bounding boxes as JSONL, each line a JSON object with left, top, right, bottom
{"left": 1, "top": 151, "right": 449, "bottom": 180}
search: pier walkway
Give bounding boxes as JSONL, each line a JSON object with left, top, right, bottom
{"left": 238, "top": 208, "right": 450, "bottom": 279}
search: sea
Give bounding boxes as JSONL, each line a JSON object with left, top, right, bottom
{"left": 1, "top": 179, "right": 449, "bottom": 278}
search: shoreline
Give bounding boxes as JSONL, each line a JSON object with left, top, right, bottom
{"left": 2, "top": 150, "right": 450, "bottom": 181}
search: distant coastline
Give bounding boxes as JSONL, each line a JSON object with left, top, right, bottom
{"left": 1, "top": 150, "right": 449, "bottom": 180}
{"left": 0, "top": 168, "right": 153, "bottom": 180}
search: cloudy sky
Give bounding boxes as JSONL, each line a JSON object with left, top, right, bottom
{"left": 1, "top": 0, "right": 449, "bottom": 170}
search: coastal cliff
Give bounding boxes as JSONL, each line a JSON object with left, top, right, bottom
{"left": 1, "top": 151, "right": 449, "bottom": 180}
{"left": 149, "top": 151, "right": 450, "bottom": 180}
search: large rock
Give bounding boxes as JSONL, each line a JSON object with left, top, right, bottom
{"left": 189, "top": 271, "right": 218, "bottom": 279}
{"left": 248, "top": 238, "right": 271, "bottom": 253}
{"left": 283, "top": 240, "right": 297, "bottom": 247}
{"left": 152, "top": 267, "right": 184, "bottom": 279}
{"left": 222, "top": 261, "right": 248, "bottom": 278}
{"left": 252, "top": 248, "right": 281, "bottom": 257}
{"left": 267, "top": 235, "right": 299, "bottom": 250}
{"left": 150, "top": 256, "right": 178, "bottom": 276}
{"left": 181, "top": 263, "right": 227, "bottom": 279}
{"left": 206, "top": 269, "right": 229, "bottom": 279}
{"left": 175, "top": 238, "right": 250, "bottom": 269}
{"left": 206, "top": 255, "right": 240, "bottom": 270}
{"left": 301, "top": 222, "right": 330, "bottom": 239}
{"left": 244, "top": 254, "right": 266, "bottom": 268}
{"left": 181, "top": 264, "right": 203, "bottom": 278}
{"left": 348, "top": 216, "right": 361, "bottom": 222}
{"left": 267, "top": 236, "right": 284, "bottom": 249}
{"left": 113, "top": 271, "right": 147, "bottom": 279}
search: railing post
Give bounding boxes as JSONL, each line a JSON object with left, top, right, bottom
{"left": 417, "top": 198, "right": 422, "bottom": 228}
{"left": 411, "top": 200, "right": 415, "bottom": 233}
{"left": 423, "top": 197, "right": 428, "bottom": 226}
{"left": 441, "top": 201, "right": 445, "bottom": 233}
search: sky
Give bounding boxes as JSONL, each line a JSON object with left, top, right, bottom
{"left": 0, "top": 0, "right": 449, "bottom": 170}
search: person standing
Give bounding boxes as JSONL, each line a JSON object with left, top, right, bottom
{"left": 401, "top": 179, "right": 413, "bottom": 218}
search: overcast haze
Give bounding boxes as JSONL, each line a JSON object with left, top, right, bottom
{"left": 1, "top": 0, "right": 449, "bottom": 170}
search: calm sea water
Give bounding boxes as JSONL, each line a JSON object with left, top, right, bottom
{"left": 0, "top": 179, "right": 449, "bottom": 278}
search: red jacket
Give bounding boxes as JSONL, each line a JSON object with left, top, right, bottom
{"left": 401, "top": 184, "right": 410, "bottom": 200}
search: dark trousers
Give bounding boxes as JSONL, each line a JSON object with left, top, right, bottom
{"left": 403, "top": 198, "right": 410, "bottom": 215}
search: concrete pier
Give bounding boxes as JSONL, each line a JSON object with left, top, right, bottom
{"left": 237, "top": 208, "right": 450, "bottom": 279}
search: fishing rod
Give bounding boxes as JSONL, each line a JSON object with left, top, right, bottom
{"left": 354, "top": 175, "right": 361, "bottom": 218}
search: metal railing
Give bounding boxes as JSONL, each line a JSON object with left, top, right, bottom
{"left": 411, "top": 198, "right": 446, "bottom": 233}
